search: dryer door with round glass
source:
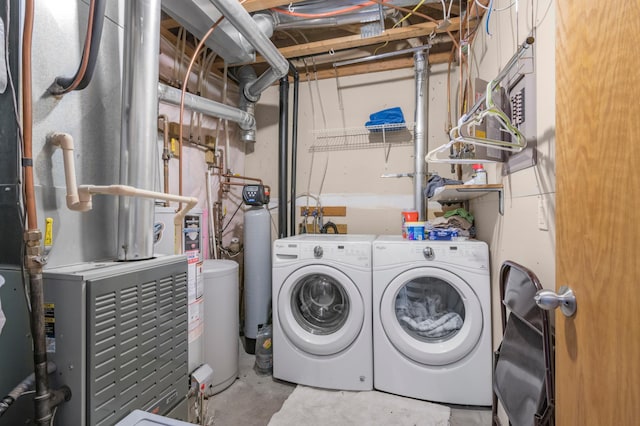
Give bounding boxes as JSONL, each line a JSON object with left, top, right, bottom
{"left": 278, "top": 264, "right": 364, "bottom": 356}
{"left": 380, "top": 267, "right": 483, "bottom": 366}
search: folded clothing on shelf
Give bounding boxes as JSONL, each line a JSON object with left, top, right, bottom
{"left": 425, "top": 175, "right": 463, "bottom": 198}
{"left": 365, "top": 107, "right": 406, "bottom": 129}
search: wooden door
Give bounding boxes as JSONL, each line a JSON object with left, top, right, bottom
{"left": 556, "top": 1, "right": 640, "bottom": 424}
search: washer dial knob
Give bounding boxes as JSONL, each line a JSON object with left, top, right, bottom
{"left": 423, "top": 247, "right": 435, "bottom": 260}
{"left": 314, "top": 246, "right": 324, "bottom": 258}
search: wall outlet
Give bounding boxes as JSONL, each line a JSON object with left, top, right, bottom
{"left": 537, "top": 196, "right": 548, "bottom": 231}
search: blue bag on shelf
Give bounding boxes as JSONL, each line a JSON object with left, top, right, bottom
{"left": 365, "top": 107, "right": 406, "bottom": 131}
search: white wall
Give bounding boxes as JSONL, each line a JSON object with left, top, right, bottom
{"left": 248, "top": 62, "right": 458, "bottom": 236}
{"left": 468, "top": 0, "right": 556, "bottom": 346}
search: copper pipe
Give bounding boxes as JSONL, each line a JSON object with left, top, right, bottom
{"left": 177, "top": 0, "right": 250, "bottom": 207}
{"left": 158, "top": 115, "right": 170, "bottom": 206}
{"left": 54, "top": 0, "right": 97, "bottom": 93}
{"left": 221, "top": 174, "right": 262, "bottom": 184}
{"left": 22, "top": 4, "right": 54, "bottom": 424}
{"left": 221, "top": 182, "right": 251, "bottom": 187}
{"left": 22, "top": 0, "right": 36, "bottom": 230}
{"left": 178, "top": 16, "right": 225, "bottom": 206}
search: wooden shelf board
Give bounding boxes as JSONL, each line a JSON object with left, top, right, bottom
{"left": 430, "top": 184, "right": 504, "bottom": 203}
{"left": 300, "top": 206, "right": 347, "bottom": 217}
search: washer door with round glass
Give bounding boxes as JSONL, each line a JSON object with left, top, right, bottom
{"left": 380, "top": 267, "right": 483, "bottom": 366}
{"left": 278, "top": 264, "right": 364, "bottom": 356}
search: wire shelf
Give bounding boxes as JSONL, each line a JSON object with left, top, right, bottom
{"left": 310, "top": 123, "right": 415, "bottom": 152}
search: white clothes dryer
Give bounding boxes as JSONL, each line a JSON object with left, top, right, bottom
{"left": 373, "top": 236, "right": 492, "bottom": 405}
{"left": 272, "top": 234, "right": 375, "bottom": 391}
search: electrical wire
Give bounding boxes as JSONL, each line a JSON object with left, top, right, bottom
{"left": 367, "top": 0, "right": 461, "bottom": 51}
{"left": 485, "top": 0, "right": 495, "bottom": 35}
{"left": 373, "top": 0, "right": 425, "bottom": 55}
{"left": 221, "top": 200, "right": 243, "bottom": 233}
{"left": 49, "top": 406, "right": 58, "bottom": 426}
{"left": 494, "top": 0, "right": 518, "bottom": 12}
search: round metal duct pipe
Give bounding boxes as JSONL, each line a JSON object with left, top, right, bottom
{"left": 118, "top": 0, "right": 162, "bottom": 260}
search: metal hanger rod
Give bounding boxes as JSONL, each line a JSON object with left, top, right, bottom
{"left": 332, "top": 44, "right": 431, "bottom": 68}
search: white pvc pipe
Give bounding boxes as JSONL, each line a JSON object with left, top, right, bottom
{"left": 51, "top": 132, "right": 198, "bottom": 255}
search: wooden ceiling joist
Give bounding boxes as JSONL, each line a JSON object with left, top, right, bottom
{"left": 162, "top": 17, "right": 182, "bottom": 30}
{"left": 300, "top": 51, "right": 452, "bottom": 80}
{"left": 253, "top": 17, "right": 461, "bottom": 63}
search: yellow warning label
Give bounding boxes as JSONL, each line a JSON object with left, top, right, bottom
{"left": 44, "top": 218, "right": 53, "bottom": 246}
{"left": 475, "top": 129, "right": 487, "bottom": 138}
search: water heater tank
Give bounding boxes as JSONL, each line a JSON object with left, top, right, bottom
{"left": 202, "top": 259, "right": 239, "bottom": 395}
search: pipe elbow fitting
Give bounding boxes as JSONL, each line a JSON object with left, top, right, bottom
{"left": 71, "top": 187, "right": 93, "bottom": 212}
{"left": 50, "top": 132, "right": 74, "bottom": 150}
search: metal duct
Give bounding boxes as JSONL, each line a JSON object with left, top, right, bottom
{"left": 209, "top": 0, "right": 289, "bottom": 100}
{"left": 270, "top": 0, "right": 423, "bottom": 28}
{"left": 162, "top": 0, "right": 254, "bottom": 64}
{"left": 237, "top": 65, "right": 258, "bottom": 142}
{"left": 271, "top": 9, "right": 399, "bottom": 30}
{"left": 162, "top": 1, "right": 426, "bottom": 66}
{"left": 413, "top": 51, "right": 428, "bottom": 220}
{"left": 118, "top": 0, "right": 161, "bottom": 261}
{"left": 157, "top": 82, "right": 255, "bottom": 131}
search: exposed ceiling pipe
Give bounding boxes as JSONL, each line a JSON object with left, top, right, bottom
{"left": 157, "top": 82, "right": 256, "bottom": 131}
{"left": 278, "top": 73, "right": 289, "bottom": 238}
{"left": 118, "top": 0, "right": 162, "bottom": 261}
{"left": 209, "top": 0, "right": 289, "bottom": 101}
{"left": 269, "top": 9, "right": 397, "bottom": 30}
{"left": 289, "top": 64, "right": 299, "bottom": 237}
{"left": 236, "top": 65, "right": 258, "bottom": 142}
{"left": 204, "top": 0, "right": 290, "bottom": 143}
{"left": 163, "top": 1, "right": 430, "bottom": 66}
{"left": 413, "top": 51, "right": 428, "bottom": 220}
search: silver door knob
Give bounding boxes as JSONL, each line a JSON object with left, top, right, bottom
{"left": 534, "top": 285, "right": 577, "bottom": 317}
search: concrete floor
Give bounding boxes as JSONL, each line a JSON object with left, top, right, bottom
{"left": 205, "top": 342, "right": 492, "bottom": 426}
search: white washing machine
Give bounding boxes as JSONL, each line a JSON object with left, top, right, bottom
{"left": 272, "top": 234, "right": 375, "bottom": 391}
{"left": 373, "top": 236, "right": 492, "bottom": 406}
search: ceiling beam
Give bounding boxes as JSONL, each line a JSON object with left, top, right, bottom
{"left": 253, "top": 17, "right": 461, "bottom": 63}
{"left": 161, "top": 17, "right": 182, "bottom": 30}
{"left": 423, "top": 2, "right": 461, "bottom": 17}
{"left": 299, "top": 51, "right": 453, "bottom": 80}
{"left": 243, "top": 0, "right": 308, "bottom": 13}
